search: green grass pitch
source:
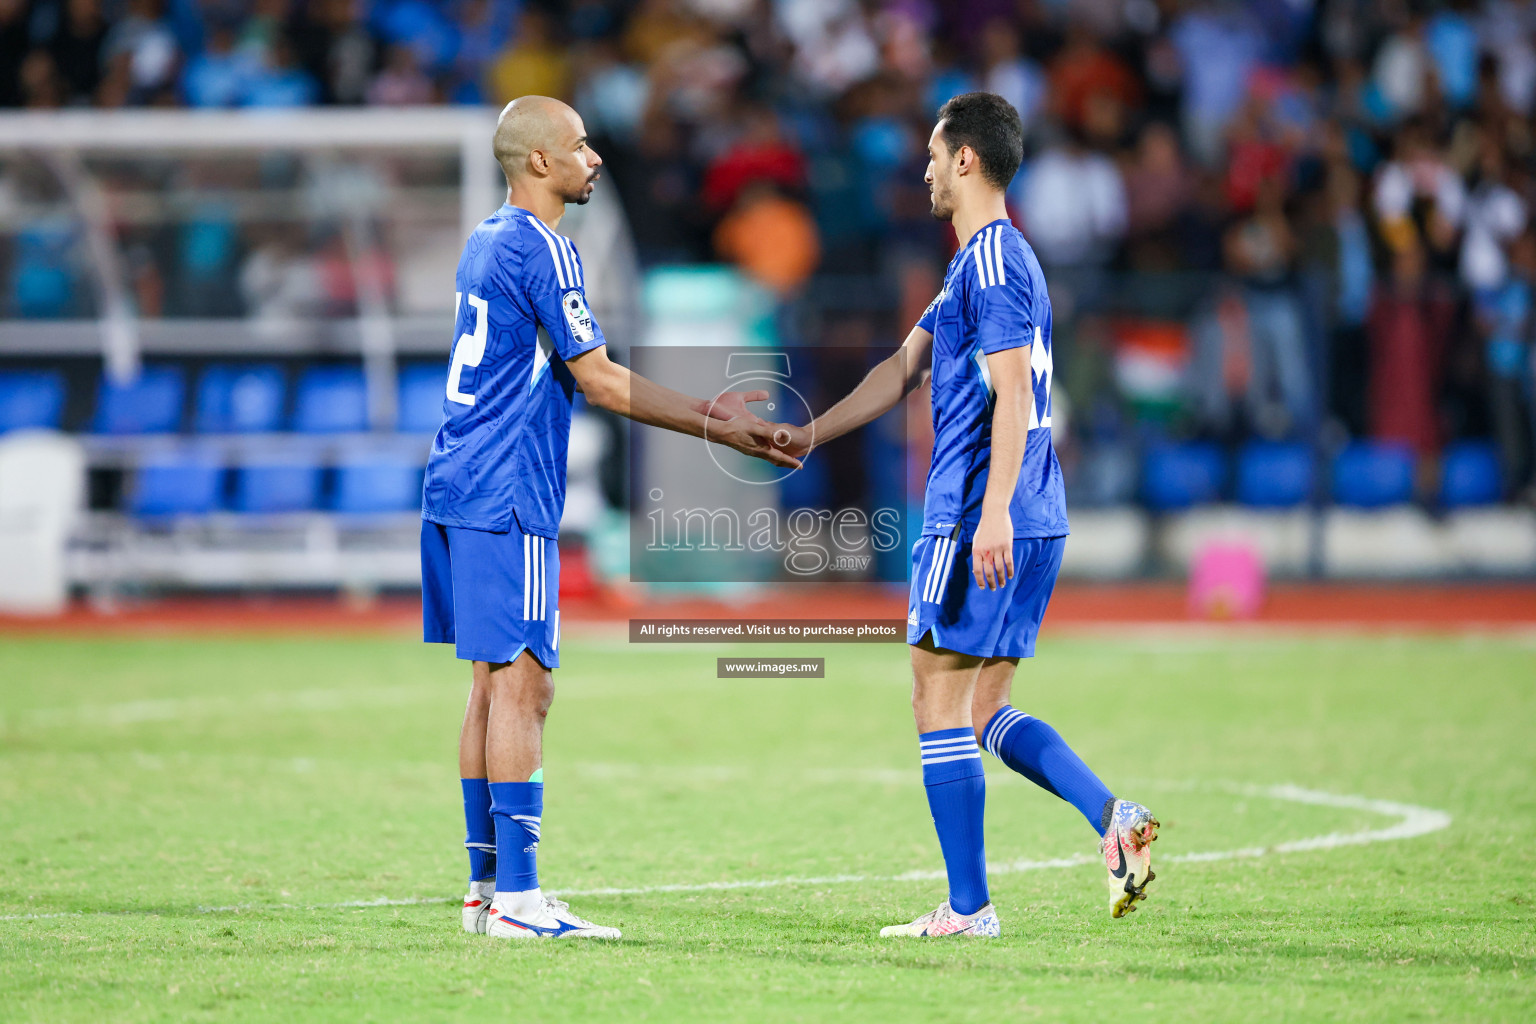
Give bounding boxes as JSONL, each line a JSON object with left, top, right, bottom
{"left": 1, "top": 630, "right": 1533, "bottom": 1022}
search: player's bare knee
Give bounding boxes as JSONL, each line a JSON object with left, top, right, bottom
{"left": 532, "top": 677, "right": 554, "bottom": 718}
{"left": 909, "top": 671, "right": 939, "bottom": 717}
{"left": 970, "top": 697, "right": 1007, "bottom": 741}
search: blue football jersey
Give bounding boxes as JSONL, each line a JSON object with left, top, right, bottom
{"left": 421, "top": 204, "right": 607, "bottom": 536}
{"left": 915, "top": 219, "right": 1069, "bottom": 540}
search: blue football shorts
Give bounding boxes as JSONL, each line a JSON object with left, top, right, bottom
{"left": 906, "top": 530, "right": 1066, "bottom": 659}
{"left": 421, "top": 519, "right": 561, "bottom": 668}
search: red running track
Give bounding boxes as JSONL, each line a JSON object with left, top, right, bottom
{"left": 2, "top": 583, "right": 1534, "bottom": 636}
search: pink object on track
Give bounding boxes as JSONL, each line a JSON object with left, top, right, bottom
{"left": 1188, "top": 541, "right": 1266, "bottom": 620}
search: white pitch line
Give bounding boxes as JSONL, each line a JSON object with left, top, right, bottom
{"left": 0, "top": 674, "right": 776, "bottom": 732}
{"left": 0, "top": 783, "right": 1450, "bottom": 924}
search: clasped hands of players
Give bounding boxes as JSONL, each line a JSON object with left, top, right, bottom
{"left": 688, "top": 388, "right": 804, "bottom": 471}
{"left": 694, "top": 391, "right": 1013, "bottom": 593}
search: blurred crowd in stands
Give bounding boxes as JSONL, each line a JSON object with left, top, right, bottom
{"left": 2, "top": 0, "right": 1536, "bottom": 503}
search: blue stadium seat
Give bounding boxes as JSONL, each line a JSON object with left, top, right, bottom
{"left": 195, "top": 364, "right": 286, "bottom": 433}
{"left": 1332, "top": 441, "right": 1416, "bottom": 508}
{"left": 1141, "top": 442, "right": 1225, "bottom": 510}
{"left": 293, "top": 365, "right": 368, "bottom": 433}
{"left": 92, "top": 366, "right": 185, "bottom": 434}
{"left": 397, "top": 363, "right": 446, "bottom": 435}
{"left": 333, "top": 457, "right": 422, "bottom": 513}
{"left": 1439, "top": 440, "right": 1502, "bottom": 507}
{"left": 130, "top": 457, "right": 223, "bottom": 517}
{"left": 233, "top": 460, "right": 322, "bottom": 513}
{"left": 1235, "top": 441, "right": 1314, "bottom": 508}
{"left": 0, "top": 370, "right": 66, "bottom": 433}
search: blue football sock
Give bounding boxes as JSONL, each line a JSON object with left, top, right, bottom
{"left": 488, "top": 780, "right": 543, "bottom": 893}
{"left": 919, "top": 727, "right": 989, "bottom": 916}
{"left": 461, "top": 778, "right": 496, "bottom": 882}
{"left": 982, "top": 706, "right": 1115, "bottom": 836}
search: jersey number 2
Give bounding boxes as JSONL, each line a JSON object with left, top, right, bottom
{"left": 447, "top": 291, "right": 488, "bottom": 406}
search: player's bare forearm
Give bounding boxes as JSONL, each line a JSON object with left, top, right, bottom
{"left": 568, "top": 346, "right": 800, "bottom": 468}
{"left": 784, "top": 326, "right": 933, "bottom": 455}
{"left": 974, "top": 344, "right": 1030, "bottom": 589}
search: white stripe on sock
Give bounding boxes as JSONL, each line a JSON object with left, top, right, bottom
{"left": 984, "top": 708, "right": 1028, "bottom": 756}
{"left": 919, "top": 733, "right": 972, "bottom": 747}
{"left": 920, "top": 740, "right": 978, "bottom": 751}
{"left": 982, "top": 711, "right": 1012, "bottom": 756}
{"left": 992, "top": 710, "right": 1029, "bottom": 755}
{"left": 919, "top": 742, "right": 977, "bottom": 757}
{"left": 921, "top": 752, "right": 983, "bottom": 766}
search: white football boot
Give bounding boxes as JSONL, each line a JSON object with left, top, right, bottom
{"left": 462, "top": 879, "right": 495, "bottom": 934}
{"left": 1101, "top": 798, "right": 1160, "bottom": 918}
{"left": 485, "top": 894, "right": 621, "bottom": 939}
{"left": 879, "top": 900, "right": 1001, "bottom": 938}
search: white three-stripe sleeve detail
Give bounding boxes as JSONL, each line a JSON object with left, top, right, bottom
{"left": 972, "top": 235, "right": 990, "bottom": 289}
{"left": 533, "top": 216, "right": 574, "bottom": 288}
{"left": 553, "top": 234, "right": 577, "bottom": 289}
{"left": 558, "top": 236, "right": 582, "bottom": 288}
{"left": 522, "top": 533, "right": 531, "bottom": 620}
{"left": 526, "top": 216, "right": 570, "bottom": 289}
{"left": 991, "top": 226, "right": 1005, "bottom": 286}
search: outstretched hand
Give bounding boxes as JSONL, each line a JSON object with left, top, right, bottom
{"left": 692, "top": 390, "right": 771, "bottom": 424}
